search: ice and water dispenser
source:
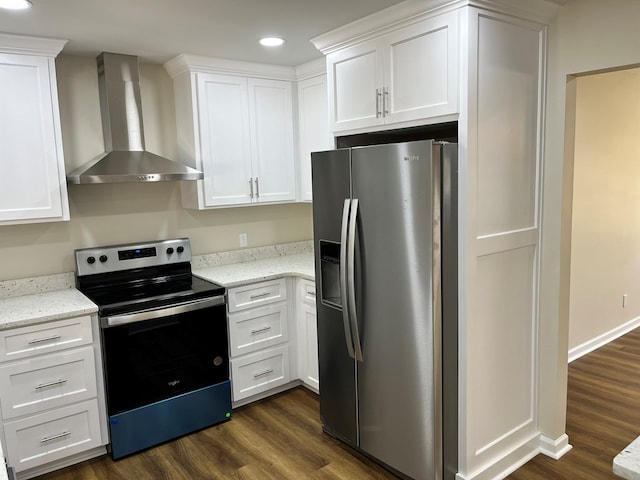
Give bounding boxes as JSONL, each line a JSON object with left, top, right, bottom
{"left": 319, "top": 240, "right": 342, "bottom": 309}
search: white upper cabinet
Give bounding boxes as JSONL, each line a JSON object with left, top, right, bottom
{"left": 248, "top": 78, "right": 296, "bottom": 204}
{"left": 296, "top": 60, "right": 333, "bottom": 202}
{"left": 324, "top": 11, "right": 459, "bottom": 133}
{"left": 165, "top": 55, "right": 296, "bottom": 209}
{"left": 0, "top": 34, "right": 69, "bottom": 225}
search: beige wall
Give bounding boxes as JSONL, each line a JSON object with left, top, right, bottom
{"left": 569, "top": 68, "right": 640, "bottom": 351}
{"left": 539, "top": 0, "right": 640, "bottom": 444}
{"left": 0, "top": 55, "right": 312, "bottom": 281}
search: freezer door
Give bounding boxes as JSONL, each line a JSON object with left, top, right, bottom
{"left": 311, "top": 149, "right": 357, "bottom": 446}
{"left": 351, "top": 140, "right": 441, "bottom": 480}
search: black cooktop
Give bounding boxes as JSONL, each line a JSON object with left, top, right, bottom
{"left": 79, "top": 273, "right": 225, "bottom": 317}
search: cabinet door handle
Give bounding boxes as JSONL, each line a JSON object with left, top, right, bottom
{"left": 253, "top": 368, "right": 274, "bottom": 378}
{"left": 40, "top": 431, "right": 71, "bottom": 444}
{"left": 28, "top": 335, "right": 61, "bottom": 345}
{"left": 35, "top": 378, "right": 67, "bottom": 390}
{"left": 383, "top": 87, "right": 389, "bottom": 116}
{"left": 308, "top": 291, "right": 316, "bottom": 297}
{"left": 250, "top": 326, "right": 272, "bottom": 334}
{"left": 255, "top": 177, "right": 260, "bottom": 198}
{"left": 376, "top": 88, "right": 382, "bottom": 118}
{"left": 249, "top": 178, "right": 254, "bottom": 198}
{"left": 250, "top": 292, "right": 271, "bottom": 300}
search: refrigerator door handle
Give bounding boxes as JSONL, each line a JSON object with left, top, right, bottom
{"left": 347, "top": 198, "right": 364, "bottom": 362}
{"left": 340, "top": 199, "right": 356, "bottom": 359}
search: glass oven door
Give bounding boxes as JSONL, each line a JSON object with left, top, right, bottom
{"left": 101, "top": 296, "right": 229, "bottom": 415}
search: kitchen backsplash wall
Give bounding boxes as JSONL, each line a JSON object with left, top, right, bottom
{"left": 0, "top": 55, "right": 312, "bottom": 282}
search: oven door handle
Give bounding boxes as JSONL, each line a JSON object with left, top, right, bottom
{"left": 101, "top": 296, "right": 226, "bottom": 328}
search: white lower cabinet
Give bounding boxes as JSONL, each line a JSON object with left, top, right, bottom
{"left": 297, "top": 279, "right": 318, "bottom": 392}
{"left": 227, "top": 279, "right": 293, "bottom": 404}
{"left": 3, "top": 399, "right": 102, "bottom": 473}
{"left": 0, "top": 315, "right": 107, "bottom": 477}
{"left": 230, "top": 345, "right": 290, "bottom": 400}
{"left": 227, "top": 277, "right": 319, "bottom": 404}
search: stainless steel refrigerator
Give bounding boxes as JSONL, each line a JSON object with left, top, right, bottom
{"left": 311, "top": 139, "right": 458, "bottom": 480}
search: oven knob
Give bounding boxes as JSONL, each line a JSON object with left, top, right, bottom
{"left": 87, "top": 256, "right": 96, "bottom": 264}
{"left": 166, "top": 247, "right": 174, "bottom": 255}
{"left": 177, "top": 246, "right": 184, "bottom": 253}
{"left": 99, "top": 255, "right": 108, "bottom": 263}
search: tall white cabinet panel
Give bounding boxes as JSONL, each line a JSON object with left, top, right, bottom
{"left": 0, "top": 35, "right": 69, "bottom": 225}
{"left": 197, "top": 74, "right": 252, "bottom": 206}
{"left": 297, "top": 69, "right": 333, "bottom": 202}
{"left": 462, "top": 9, "right": 547, "bottom": 479}
{"left": 248, "top": 78, "right": 296, "bottom": 203}
{"left": 325, "top": 11, "right": 458, "bottom": 133}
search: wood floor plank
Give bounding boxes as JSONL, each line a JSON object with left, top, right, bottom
{"left": 508, "top": 327, "right": 640, "bottom": 479}
{"left": 36, "top": 387, "right": 397, "bottom": 480}
{"left": 36, "top": 328, "right": 640, "bottom": 479}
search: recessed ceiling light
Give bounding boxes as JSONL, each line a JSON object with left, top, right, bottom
{"left": 259, "top": 37, "right": 285, "bottom": 47}
{"left": 0, "top": 0, "right": 32, "bottom": 9}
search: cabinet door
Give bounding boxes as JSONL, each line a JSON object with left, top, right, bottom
{"left": 0, "top": 54, "right": 69, "bottom": 224}
{"left": 248, "top": 78, "right": 296, "bottom": 203}
{"left": 297, "top": 75, "right": 333, "bottom": 202}
{"left": 196, "top": 73, "right": 253, "bottom": 206}
{"left": 326, "top": 41, "right": 384, "bottom": 133}
{"left": 299, "top": 303, "right": 319, "bottom": 392}
{"left": 383, "top": 11, "right": 459, "bottom": 124}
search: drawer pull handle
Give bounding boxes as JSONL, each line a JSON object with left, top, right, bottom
{"left": 40, "top": 431, "right": 71, "bottom": 444}
{"left": 35, "top": 378, "right": 67, "bottom": 390}
{"left": 253, "top": 368, "right": 274, "bottom": 378}
{"left": 28, "top": 335, "right": 61, "bottom": 345}
{"left": 249, "top": 292, "right": 271, "bottom": 300}
{"left": 250, "top": 326, "right": 272, "bottom": 335}
{"left": 308, "top": 291, "right": 316, "bottom": 297}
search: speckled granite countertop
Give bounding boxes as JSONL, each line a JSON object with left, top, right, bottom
{"left": 0, "top": 288, "right": 98, "bottom": 331}
{"left": 194, "top": 252, "right": 315, "bottom": 287}
{"left": 614, "top": 436, "right": 640, "bottom": 479}
{"left": 0, "top": 241, "right": 315, "bottom": 331}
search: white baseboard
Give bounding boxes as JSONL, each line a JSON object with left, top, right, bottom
{"left": 539, "top": 433, "right": 572, "bottom": 459}
{"left": 455, "top": 433, "right": 572, "bottom": 480}
{"left": 455, "top": 434, "right": 539, "bottom": 480}
{"left": 568, "top": 315, "right": 640, "bottom": 362}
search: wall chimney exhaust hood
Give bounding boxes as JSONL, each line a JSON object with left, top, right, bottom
{"left": 67, "top": 52, "right": 203, "bottom": 184}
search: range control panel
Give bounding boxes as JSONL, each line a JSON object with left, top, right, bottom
{"left": 75, "top": 238, "right": 192, "bottom": 276}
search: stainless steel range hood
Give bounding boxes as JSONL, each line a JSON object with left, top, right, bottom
{"left": 67, "top": 52, "right": 203, "bottom": 184}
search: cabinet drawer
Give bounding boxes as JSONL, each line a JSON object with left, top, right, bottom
{"left": 300, "top": 280, "right": 317, "bottom": 306}
{"left": 0, "top": 346, "right": 97, "bottom": 420}
{"left": 0, "top": 316, "right": 93, "bottom": 362}
{"left": 228, "top": 303, "right": 288, "bottom": 357}
{"left": 4, "top": 398, "right": 102, "bottom": 472}
{"left": 230, "top": 345, "right": 290, "bottom": 401}
{"left": 228, "top": 279, "right": 287, "bottom": 313}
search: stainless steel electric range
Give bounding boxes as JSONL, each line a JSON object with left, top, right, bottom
{"left": 75, "top": 238, "right": 231, "bottom": 459}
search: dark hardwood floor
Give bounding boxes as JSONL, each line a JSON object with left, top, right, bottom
{"left": 36, "top": 328, "right": 640, "bottom": 479}
{"left": 36, "top": 387, "right": 397, "bottom": 480}
{"left": 508, "top": 327, "right": 640, "bottom": 479}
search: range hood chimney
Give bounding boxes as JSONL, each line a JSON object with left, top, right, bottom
{"left": 67, "top": 52, "right": 203, "bottom": 184}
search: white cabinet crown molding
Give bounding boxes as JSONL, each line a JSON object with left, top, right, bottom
{"left": 0, "top": 33, "right": 66, "bottom": 57}
{"left": 311, "top": 0, "right": 559, "bottom": 54}
{"left": 164, "top": 53, "right": 296, "bottom": 81}
{"left": 295, "top": 58, "right": 326, "bottom": 81}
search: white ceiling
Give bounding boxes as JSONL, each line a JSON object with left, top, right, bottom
{"left": 0, "top": 0, "right": 409, "bottom": 66}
